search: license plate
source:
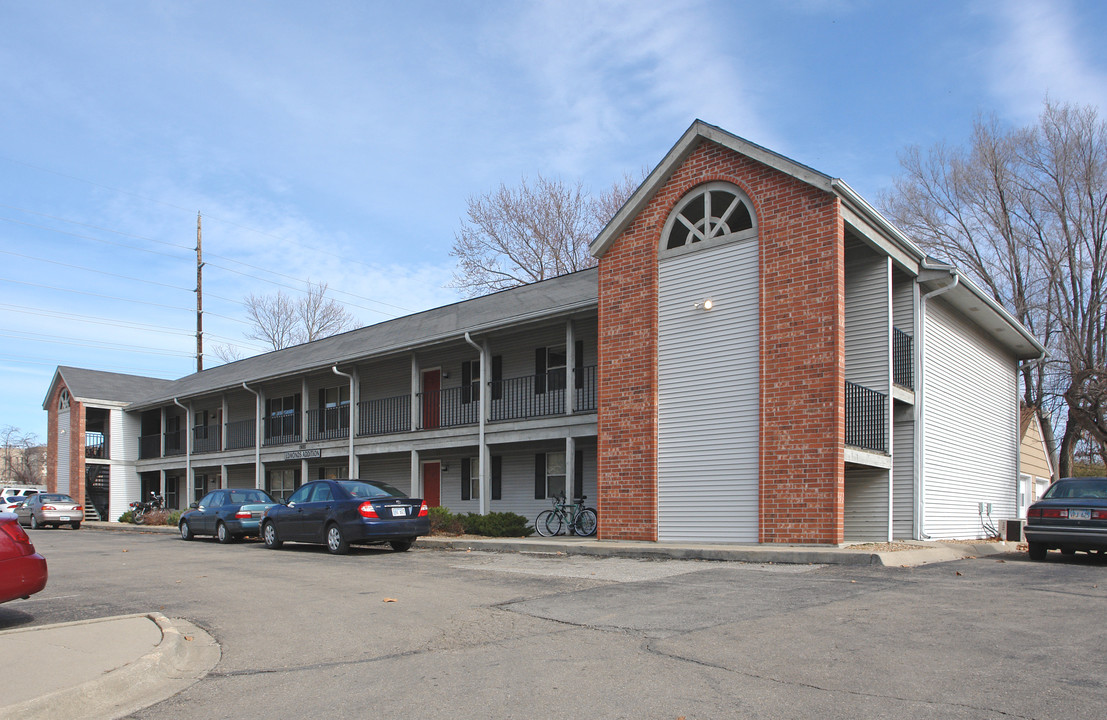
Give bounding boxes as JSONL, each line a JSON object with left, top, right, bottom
{"left": 59, "top": 516, "right": 70, "bottom": 521}
{"left": 1070, "top": 509, "right": 1091, "bottom": 520}
{"left": 391, "top": 507, "right": 407, "bottom": 517}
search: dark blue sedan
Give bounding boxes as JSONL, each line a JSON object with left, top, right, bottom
{"left": 1025, "top": 477, "right": 1107, "bottom": 560}
{"left": 179, "top": 488, "right": 279, "bottom": 543}
{"left": 261, "top": 479, "right": 429, "bottom": 554}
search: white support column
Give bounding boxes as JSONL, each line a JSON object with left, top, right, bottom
{"left": 220, "top": 464, "right": 228, "bottom": 489}
{"left": 350, "top": 367, "right": 360, "bottom": 479}
{"left": 565, "top": 436, "right": 576, "bottom": 499}
{"left": 410, "top": 353, "right": 420, "bottom": 431}
{"left": 480, "top": 338, "right": 492, "bottom": 514}
{"left": 566, "top": 319, "right": 575, "bottom": 415}
{"left": 410, "top": 449, "right": 421, "bottom": 496}
{"left": 221, "top": 393, "right": 229, "bottom": 453}
{"left": 301, "top": 377, "right": 309, "bottom": 442}
{"left": 301, "top": 458, "right": 309, "bottom": 484}
{"left": 159, "top": 469, "right": 166, "bottom": 504}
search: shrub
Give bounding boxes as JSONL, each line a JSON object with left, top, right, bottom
{"left": 141, "top": 509, "right": 171, "bottom": 526}
{"left": 461, "top": 512, "right": 533, "bottom": 538}
{"left": 429, "top": 506, "right": 464, "bottom": 535}
{"left": 168, "top": 510, "right": 182, "bottom": 526}
{"left": 117, "top": 510, "right": 135, "bottom": 524}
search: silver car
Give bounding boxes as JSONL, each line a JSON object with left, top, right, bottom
{"left": 17, "top": 493, "right": 83, "bottom": 530}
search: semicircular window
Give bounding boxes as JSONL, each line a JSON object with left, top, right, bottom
{"left": 663, "top": 182, "right": 755, "bottom": 252}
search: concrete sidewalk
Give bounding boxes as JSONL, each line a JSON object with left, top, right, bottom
{"left": 0, "top": 612, "right": 219, "bottom": 720}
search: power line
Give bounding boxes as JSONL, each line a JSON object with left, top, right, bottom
{"left": 0, "top": 248, "right": 194, "bottom": 294}
{"left": 0, "top": 329, "right": 196, "bottom": 358}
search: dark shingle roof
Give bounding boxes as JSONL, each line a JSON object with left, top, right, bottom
{"left": 47, "top": 367, "right": 174, "bottom": 407}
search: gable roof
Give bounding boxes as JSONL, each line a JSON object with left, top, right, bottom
{"left": 43, "top": 366, "right": 174, "bottom": 409}
{"left": 126, "top": 267, "right": 598, "bottom": 410}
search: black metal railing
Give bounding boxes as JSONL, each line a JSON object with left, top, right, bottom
{"left": 307, "top": 406, "right": 350, "bottom": 440}
{"left": 491, "top": 373, "right": 565, "bottom": 420}
{"left": 893, "top": 327, "right": 914, "bottom": 390}
{"left": 85, "top": 431, "right": 107, "bottom": 459}
{"left": 225, "top": 419, "right": 256, "bottom": 450}
{"left": 139, "top": 434, "right": 161, "bottom": 459}
{"left": 358, "top": 395, "right": 410, "bottom": 436}
{"left": 164, "top": 429, "right": 184, "bottom": 456}
{"left": 417, "top": 386, "right": 479, "bottom": 430}
{"left": 192, "top": 426, "right": 220, "bottom": 453}
{"left": 574, "top": 365, "right": 598, "bottom": 412}
{"left": 262, "top": 418, "right": 301, "bottom": 446}
{"left": 845, "top": 381, "right": 887, "bottom": 452}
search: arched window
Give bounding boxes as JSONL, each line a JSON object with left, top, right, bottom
{"left": 661, "top": 181, "right": 755, "bottom": 254}
{"left": 58, "top": 388, "right": 70, "bottom": 410}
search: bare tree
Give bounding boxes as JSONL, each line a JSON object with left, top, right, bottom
{"left": 1, "top": 426, "right": 45, "bottom": 486}
{"left": 298, "top": 281, "right": 356, "bottom": 342}
{"left": 450, "top": 173, "right": 641, "bottom": 298}
{"left": 882, "top": 100, "right": 1107, "bottom": 476}
{"left": 244, "top": 289, "right": 300, "bottom": 351}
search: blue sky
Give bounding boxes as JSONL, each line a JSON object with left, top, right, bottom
{"left": 2, "top": 0, "right": 1106, "bottom": 441}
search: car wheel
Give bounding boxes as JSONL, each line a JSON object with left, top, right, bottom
{"left": 30, "top": 515, "right": 39, "bottom": 530}
{"left": 263, "top": 521, "right": 282, "bottom": 549}
{"left": 70, "top": 523, "right": 81, "bottom": 530}
{"left": 325, "top": 523, "right": 349, "bottom": 555}
{"left": 216, "top": 522, "right": 232, "bottom": 544}
{"left": 1027, "top": 541, "right": 1047, "bottom": 561}
{"left": 179, "top": 521, "right": 194, "bottom": 541}
{"left": 390, "top": 539, "right": 414, "bottom": 552}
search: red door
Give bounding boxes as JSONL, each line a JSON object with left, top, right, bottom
{"left": 422, "top": 369, "right": 441, "bottom": 429}
{"left": 423, "top": 462, "right": 440, "bottom": 507}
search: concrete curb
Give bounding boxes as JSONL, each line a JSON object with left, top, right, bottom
{"left": 82, "top": 521, "right": 178, "bottom": 534}
{"left": 0, "top": 613, "right": 220, "bottom": 720}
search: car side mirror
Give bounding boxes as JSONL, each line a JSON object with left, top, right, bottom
{"left": 190, "top": 502, "right": 199, "bottom": 509}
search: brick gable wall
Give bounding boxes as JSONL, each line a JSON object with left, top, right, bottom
{"left": 597, "top": 139, "right": 845, "bottom": 543}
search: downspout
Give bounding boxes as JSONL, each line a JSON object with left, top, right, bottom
{"left": 914, "top": 267, "right": 959, "bottom": 540}
{"left": 464, "top": 332, "right": 488, "bottom": 515}
{"left": 241, "top": 383, "right": 262, "bottom": 490}
{"left": 332, "top": 366, "right": 356, "bottom": 478}
{"left": 172, "top": 397, "right": 192, "bottom": 505}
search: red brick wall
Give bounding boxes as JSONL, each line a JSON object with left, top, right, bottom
{"left": 70, "top": 399, "right": 86, "bottom": 510}
{"left": 597, "top": 138, "right": 845, "bottom": 544}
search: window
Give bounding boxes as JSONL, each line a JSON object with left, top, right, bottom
{"left": 318, "top": 386, "right": 350, "bottom": 431}
{"left": 534, "top": 451, "right": 566, "bottom": 499}
{"left": 662, "top": 181, "right": 755, "bottom": 253}
{"left": 267, "top": 468, "right": 299, "bottom": 501}
{"left": 194, "top": 474, "right": 212, "bottom": 503}
{"left": 287, "top": 483, "right": 312, "bottom": 505}
{"left": 461, "top": 457, "right": 479, "bottom": 501}
{"left": 266, "top": 395, "right": 300, "bottom": 440}
{"left": 58, "top": 388, "right": 70, "bottom": 410}
{"left": 310, "top": 483, "right": 335, "bottom": 502}
{"left": 535, "top": 346, "right": 566, "bottom": 393}
{"left": 462, "top": 360, "right": 480, "bottom": 404}
{"left": 318, "top": 466, "right": 345, "bottom": 480}
{"left": 194, "top": 410, "right": 211, "bottom": 440}
{"left": 198, "top": 491, "right": 220, "bottom": 509}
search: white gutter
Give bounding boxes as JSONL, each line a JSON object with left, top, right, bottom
{"left": 241, "top": 383, "right": 262, "bottom": 489}
{"left": 332, "top": 366, "right": 356, "bottom": 478}
{"left": 914, "top": 265, "right": 959, "bottom": 540}
{"left": 172, "top": 397, "right": 192, "bottom": 504}
{"left": 463, "top": 332, "right": 488, "bottom": 515}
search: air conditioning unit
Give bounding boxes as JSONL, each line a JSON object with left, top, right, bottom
{"left": 1002, "top": 519, "right": 1024, "bottom": 542}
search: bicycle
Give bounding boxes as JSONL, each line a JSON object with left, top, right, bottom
{"left": 534, "top": 492, "right": 597, "bottom": 537}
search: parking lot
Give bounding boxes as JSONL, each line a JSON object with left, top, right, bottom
{"left": 4, "top": 530, "right": 1106, "bottom": 719}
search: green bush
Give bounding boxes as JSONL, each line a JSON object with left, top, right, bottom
{"left": 460, "top": 512, "right": 533, "bottom": 538}
{"left": 429, "top": 506, "right": 464, "bottom": 535}
{"left": 117, "top": 510, "right": 135, "bottom": 524}
{"left": 168, "top": 510, "right": 182, "bottom": 526}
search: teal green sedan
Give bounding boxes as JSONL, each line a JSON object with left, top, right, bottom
{"left": 179, "top": 489, "right": 278, "bottom": 543}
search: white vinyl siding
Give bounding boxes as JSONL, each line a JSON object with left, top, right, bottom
{"left": 892, "top": 404, "right": 915, "bottom": 538}
{"left": 922, "top": 298, "right": 1018, "bottom": 539}
{"left": 844, "top": 246, "right": 891, "bottom": 392}
{"left": 226, "top": 465, "right": 256, "bottom": 489}
{"left": 658, "top": 237, "right": 759, "bottom": 542}
{"left": 57, "top": 408, "right": 70, "bottom": 494}
{"left": 844, "top": 467, "right": 889, "bottom": 542}
{"left": 360, "top": 454, "right": 412, "bottom": 494}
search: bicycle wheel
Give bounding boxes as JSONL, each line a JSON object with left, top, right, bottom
{"left": 575, "top": 508, "right": 598, "bottom": 536}
{"left": 535, "top": 510, "right": 560, "bottom": 537}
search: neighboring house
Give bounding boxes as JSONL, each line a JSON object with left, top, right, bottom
{"left": 1018, "top": 407, "right": 1055, "bottom": 517}
{"left": 41, "top": 121, "right": 1045, "bottom": 541}
{"left": 1, "top": 444, "right": 46, "bottom": 486}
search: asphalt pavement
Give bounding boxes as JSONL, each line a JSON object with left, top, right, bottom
{"left": 0, "top": 522, "right": 1016, "bottom": 720}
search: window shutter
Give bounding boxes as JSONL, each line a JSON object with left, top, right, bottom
{"left": 294, "top": 394, "right": 302, "bottom": 435}
{"left": 535, "top": 347, "right": 547, "bottom": 394}
{"left": 461, "top": 362, "right": 472, "bottom": 404}
{"left": 492, "top": 355, "right": 503, "bottom": 401}
{"left": 534, "top": 453, "right": 545, "bottom": 499}
{"left": 574, "top": 450, "right": 584, "bottom": 499}
{"left": 575, "top": 340, "right": 585, "bottom": 389}
{"left": 461, "top": 458, "right": 471, "bottom": 501}
{"left": 491, "top": 455, "right": 502, "bottom": 500}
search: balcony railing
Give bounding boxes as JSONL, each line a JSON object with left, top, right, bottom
{"left": 225, "top": 419, "right": 256, "bottom": 450}
{"left": 417, "top": 386, "right": 479, "bottom": 430}
{"left": 263, "top": 418, "right": 301, "bottom": 446}
{"left": 845, "top": 381, "right": 887, "bottom": 453}
{"left": 164, "top": 429, "right": 185, "bottom": 456}
{"left": 575, "top": 365, "right": 598, "bottom": 412}
{"left": 358, "top": 395, "right": 410, "bottom": 436}
{"left": 139, "top": 434, "right": 161, "bottom": 459}
{"left": 192, "top": 426, "right": 221, "bottom": 454}
{"left": 893, "top": 327, "right": 914, "bottom": 390}
{"left": 490, "top": 373, "right": 563, "bottom": 420}
{"left": 85, "top": 432, "right": 107, "bottom": 459}
{"left": 308, "top": 406, "right": 350, "bottom": 441}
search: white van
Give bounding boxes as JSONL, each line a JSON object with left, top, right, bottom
{"left": 0, "top": 486, "right": 45, "bottom": 501}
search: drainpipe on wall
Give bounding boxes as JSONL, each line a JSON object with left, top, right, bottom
{"left": 332, "top": 366, "right": 356, "bottom": 479}
{"left": 914, "top": 266, "right": 959, "bottom": 540}
{"left": 242, "top": 382, "right": 262, "bottom": 490}
{"left": 464, "top": 332, "right": 489, "bottom": 515}
{"left": 172, "top": 397, "right": 192, "bottom": 506}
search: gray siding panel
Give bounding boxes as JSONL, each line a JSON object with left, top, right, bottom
{"left": 922, "top": 298, "right": 1018, "bottom": 539}
{"left": 844, "top": 467, "right": 889, "bottom": 542}
{"left": 658, "top": 238, "right": 758, "bottom": 542}
{"left": 893, "top": 405, "right": 915, "bottom": 539}
{"left": 58, "top": 408, "right": 70, "bottom": 495}
{"left": 845, "top": 246, "right": 890, "bottom": 391}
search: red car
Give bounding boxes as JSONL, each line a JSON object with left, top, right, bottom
{"left": 0, "top": 512, "right": 48, "bottom": 603}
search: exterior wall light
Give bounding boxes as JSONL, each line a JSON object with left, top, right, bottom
{"left": 693, "top": 299, "right": 714, "bottom": 310}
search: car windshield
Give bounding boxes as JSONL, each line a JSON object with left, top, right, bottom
{"left": 39, "top": 494, "right": 74, "bottom": 502}
{"left": 338, "top": 481, "right": 406, "bottom": 499}
{"left": 1042, "top": 479, "right": 1107, "bottom": 500}
{"left": 227, "top": 490, "right": 274, "bottom": 504}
